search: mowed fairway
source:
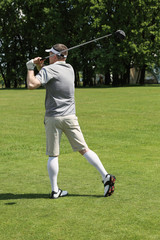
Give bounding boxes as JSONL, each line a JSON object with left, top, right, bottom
{"left": 0, "top": 87, "right": 160, "bottom": 240}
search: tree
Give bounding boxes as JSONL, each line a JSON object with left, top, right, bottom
{"left": 0, "top": 0, "right": 159, "bottom": 88}
{"left": 87, "top": 0, "right": 160, "bottom": 86}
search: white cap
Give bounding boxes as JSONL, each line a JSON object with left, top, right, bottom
{"left": 45, "top": 47, "right": 67, "bottom": 58}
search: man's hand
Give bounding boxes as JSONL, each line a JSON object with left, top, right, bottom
{"left": 26, "top": 57, "right": 43, "bottom": 90}
{"left": 33, "top": 57, "right": 45, "bottom": 71}
{"left": 26, "top": 59, "right": 36, "bottom": 70}
{"left": 26, "top": 57, "right": 45, "bottom": 71}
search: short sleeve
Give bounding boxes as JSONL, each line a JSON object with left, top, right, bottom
{"left": 36, "top": 66, "right": 58, "bottom": 86}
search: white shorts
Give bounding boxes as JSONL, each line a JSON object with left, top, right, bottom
{"left": 44, "top": 115, "right": 88, "bottom": 156}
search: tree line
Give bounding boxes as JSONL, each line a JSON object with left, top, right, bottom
{"left": 0, "top": 0, "right": 159, "bottom": 88}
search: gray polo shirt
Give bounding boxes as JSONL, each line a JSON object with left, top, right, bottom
{"left": 36, "top": 61, "right": 75, "bottom": 117}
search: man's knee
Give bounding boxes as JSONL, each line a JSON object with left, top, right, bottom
{"left": 79, "top": 148, "right": 89, "bottom": 155}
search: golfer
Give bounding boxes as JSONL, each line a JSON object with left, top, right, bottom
{"left": 26, "top": 43, "right": 116, "bottom": 199}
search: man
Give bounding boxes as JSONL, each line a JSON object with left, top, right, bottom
{"left": 26, "top": 43, "right": 116, "bottom": 199}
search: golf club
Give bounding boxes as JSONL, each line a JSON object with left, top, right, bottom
{"left": 41, "top": 30, "right": 126, "bottom": 60}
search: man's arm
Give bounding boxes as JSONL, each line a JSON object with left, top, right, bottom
{"left": 27, "top": 70, "right": 41, "bottom": 90}
{"left": 26, "top": 57, "right": 44, "bottom": 90}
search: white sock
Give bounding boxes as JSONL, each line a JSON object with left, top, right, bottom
{"left": 83, "top": 150, "right": 108, "bottom": 180}
{"left": 47, "top": 157, "right": 59, "bottom": 192}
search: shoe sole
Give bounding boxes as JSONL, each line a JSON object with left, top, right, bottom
{"left": 104, "top": 175, "right": 116, "bottom": 197}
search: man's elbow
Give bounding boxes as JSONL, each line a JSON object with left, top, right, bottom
{"left": 27, "top": 83, "right": 35, "bottom": 90}
{"left": 27, "top": 75, "right": 41, "bottom": 90}
{"left": 27, "top": 82, "right": 41, "bottom": 90}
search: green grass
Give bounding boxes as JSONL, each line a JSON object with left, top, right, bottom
{"left": 0, "top": 87, "right": 160, "bottom": 240}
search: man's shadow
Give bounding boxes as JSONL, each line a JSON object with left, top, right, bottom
{"left": 0, "top": 193, "right": 103, "bottom": 202}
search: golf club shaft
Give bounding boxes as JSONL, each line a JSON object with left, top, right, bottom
{"left": 42, "top": 33, "right": 112, "bottom": 60}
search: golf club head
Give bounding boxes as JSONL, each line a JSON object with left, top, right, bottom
{"left": 114, "top": 30, "right": 126, "bottom": 40}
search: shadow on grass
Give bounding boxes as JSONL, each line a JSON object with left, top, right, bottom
{"left": 0, "top": 193, "right": 103, "bottom": 200}
{"left": 0, "top": 193, "right": 49, "bottom": 200}
{"left": 69, "top": 194, "right": 102, "bottom": 198}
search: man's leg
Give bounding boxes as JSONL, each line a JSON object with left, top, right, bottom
{"left": 80, "top": 149, "right": 116, "bottom": 197}
{"left": 45, "top": 117, "right": 67, "bottom": 198}
{"left": 47, "top": 156, "right": 68, "bottom": 199}
{"left": 47, "top": 156, "right": 59, "bottom": 192}
{"left": 79, "top": 149, "right": 108, "bottom": 180}
{"left": 63, "top": 115, "right": 116, "bottom": 197}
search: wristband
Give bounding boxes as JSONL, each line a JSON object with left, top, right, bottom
{"left": 26, "top": 59, "right": 36, "bottom": 70}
